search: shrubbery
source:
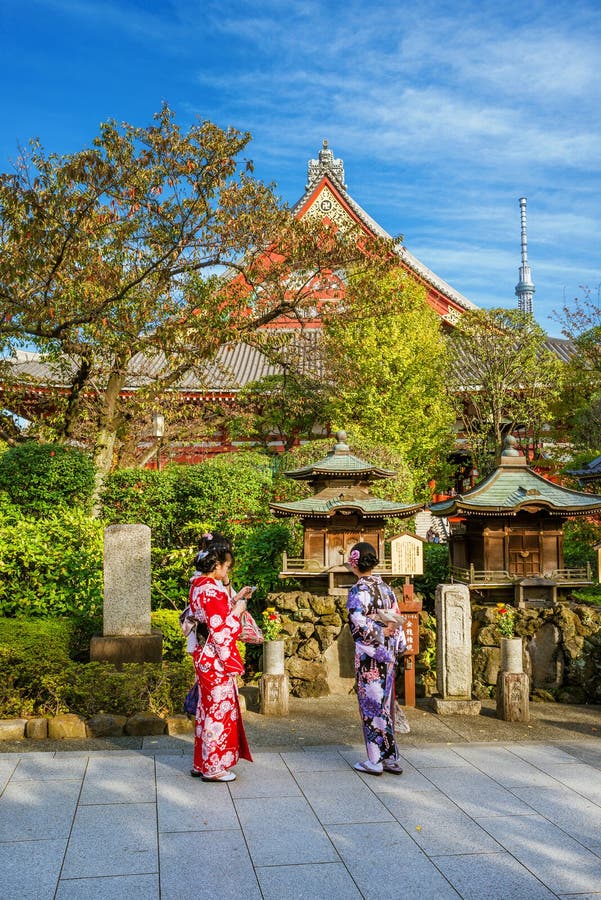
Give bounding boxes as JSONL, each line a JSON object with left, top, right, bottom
{"left": 0, "top": 442, "right": 95, "bottom": 516}
{"left": 0, "top": 616, "right": 193, "bottom": 717}
{"left": 0, "top": 506, "right": 103, "bottom": 619}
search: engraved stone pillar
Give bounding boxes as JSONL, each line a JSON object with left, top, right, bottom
{"left": 90, "top": 524, "right": 162, "bottom": 666}
{"left": 432, "top": 584, "right": 481, "bottom": 715}
{"left": 497, "top": 672, "right": 530, "bottom": 722}
{"left": 260, "top": 641, "right": 289, "bottom": 715}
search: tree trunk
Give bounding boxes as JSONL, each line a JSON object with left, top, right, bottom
{"left": 92, "top": 368, "right": 127, "bottom": 508}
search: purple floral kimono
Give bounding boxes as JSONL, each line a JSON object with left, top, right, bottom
{"left": 346, "top": 574, "right": 406, "bottom": 765}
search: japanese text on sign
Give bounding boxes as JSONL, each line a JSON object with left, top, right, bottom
{"left": 402, "top": 612, "right": 419, "bottom": 655}
{"left": 390, "top": 534, "right": 424, "bottom": 575}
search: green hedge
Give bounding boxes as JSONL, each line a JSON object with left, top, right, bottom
{"left": 0, "top": 616, "right": 194, "bottom": 717}
{"left": 0, "top": 442, "right": 95, "bottom": 516}
{"left": 99, "top": 451, "right": 275, "bottom": 548}
{"left": 0, "top": 508, "right": 103, "bottom": 618}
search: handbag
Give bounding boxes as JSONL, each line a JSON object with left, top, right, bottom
{"left": 183, "top": 681, "right": 199, "bottom": 716}
{"left": 240, "top": 610, "right": 264, "bottom": 644}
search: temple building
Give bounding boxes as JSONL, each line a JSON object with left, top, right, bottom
{"left": 270, "top": 430, "right": 423, "bottom": 595}
{"left": 430, "top": 435, "right": 601, "bottom": 606}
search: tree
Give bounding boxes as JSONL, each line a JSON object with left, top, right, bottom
{"left": 320, "top": 269, "right": 456, "bottom": 495}
{"left": 447, "top": 307, "right": 563, "bottom": 474}
{"left": 0, "top": 105, "right": 396, "bottom": 477}
{"left": 555, "top": 285, "right": 601, "bottom": 453}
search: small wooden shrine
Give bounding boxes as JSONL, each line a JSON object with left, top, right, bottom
{"left": 430, "top": 435, "right": 601, "bottom": 607}
{"left": 270, "top": 431, "right": 423, "bottom": 595}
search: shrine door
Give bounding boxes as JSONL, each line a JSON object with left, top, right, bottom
{"left": 508, "top": 531, "right": 541, "bottom": 576}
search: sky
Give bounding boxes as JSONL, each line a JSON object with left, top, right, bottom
{"left": 2, "top": 0, "right": 601, "bottom": 335}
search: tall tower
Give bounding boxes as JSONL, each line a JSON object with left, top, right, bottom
{"left": 515, "top": 197, "right": 535, "bottom": 315}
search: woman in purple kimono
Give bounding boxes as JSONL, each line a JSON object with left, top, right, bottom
{"left": 346, "top": 541, "right": 406, "bottom": 775}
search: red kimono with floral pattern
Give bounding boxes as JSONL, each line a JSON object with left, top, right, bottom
{"left": 189, "top": 575, "right": 252, "bottom": 776}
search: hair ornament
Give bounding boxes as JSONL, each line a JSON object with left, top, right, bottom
{"left": 196, "top": 550, "right": 208, "bottom": 560}
{"left": 348, "top": 549, "right": 360, "bottom": 565}
{"left": 202, "top": 532, "right": 213, "bottom": 541}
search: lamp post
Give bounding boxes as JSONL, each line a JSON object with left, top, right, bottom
{"left": 152, "top": 413, "right": 165, "bottom": 472}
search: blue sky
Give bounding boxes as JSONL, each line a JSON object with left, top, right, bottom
{"left": 2, "top": 0, "right": 601, "bottom": 335}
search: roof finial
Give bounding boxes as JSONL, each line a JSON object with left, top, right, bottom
{"left": 306, "top": 140, "right": 347, "bottom": 190}
{"left": 515, "top": 197, "right": 535, "bottom": 315}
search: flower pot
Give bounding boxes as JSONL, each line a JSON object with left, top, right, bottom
{"left": 263, "top": 639, "right": 285, "bottom": 675}
{"left": 501, "top": 637, "right": 523, "bottom": 674}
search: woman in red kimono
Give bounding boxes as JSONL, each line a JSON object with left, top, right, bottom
{"left": 188, "top": 538, "right": 254, "bottom": 782}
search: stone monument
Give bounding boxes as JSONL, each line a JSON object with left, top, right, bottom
{"left": 259, "top": 640, "right": 289, "bottom": 716}
{"left": 433, "top": 584, "right": 481, "bottom": 715}
{"left": 90, "top": 524, "right": 163, "bottom": 666}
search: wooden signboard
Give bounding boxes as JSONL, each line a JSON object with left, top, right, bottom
{"left": 398, "top": 595, "right": 422, "bottom": 708}
{"left": 390, "top": 532, "right": 424, "bottom": 576}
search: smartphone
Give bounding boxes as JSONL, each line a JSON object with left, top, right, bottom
{"left": 250, "top": 585, "right": 258, "bottom": 593}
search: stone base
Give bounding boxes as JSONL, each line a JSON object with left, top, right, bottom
{"left": 0, "top": 719, "right": 27, "bottom": 740}
{"left": 431, "top": 697, "right": 482, "bottom": 716}
{"left": 497, "top": 671, "right": 530, "bottom": 722}
{"left": 259, "top": 674, "right": 289, "bottom": 716}
{"left": 90, "top": 631, "right": 163, "bottom": 667}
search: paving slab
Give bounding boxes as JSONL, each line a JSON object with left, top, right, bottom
{"left": 432, "top": 851, "right": 557, "bottom": 899}
{"left": 234, "top": 795, "right": 340, "bottom": 866}
{"left": 0, "top": 836, "right": 67, "bottom": 899}
{"left": 293, "top": 770, "right": 395, "bottom": 825}
{"left": 61, "top": 802, "right": 158, "bottom": 879}
{"left": 55, "top": 873, "right": 160, "bottom": 899}
{"left": 0, "top": 778, "right": 81, "bottom": 841}
{"left": 475, "top": 812, "right": 601, "bottom": 894}
{"left": 159, "top": 830, "right": 261, "bottom": 900}
{"left": 379, "top": 788, "right": 504, "bottom": 856}
{"left": 326, "top": 820, "right": 461, "bottom": 899}
{"left": 256, "top": 861, "right": 363, "bottom": 899}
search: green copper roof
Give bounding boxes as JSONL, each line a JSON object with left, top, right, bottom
{"left": 270, "top": 495, "right": 422, "bottom": 519}
{"left": 283, "top": 431, "right": 396, "bottom": 481}
{"left": 430, "top": 455, "right": 601, "bottom": 517}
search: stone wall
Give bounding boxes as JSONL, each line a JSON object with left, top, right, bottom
{"left": 472, "top": 602, "right": 601, "bottom": 703}
{"left": 269, "top": 591, "right": 601, "bottom": 703}
{"left": 268, "top": 590, "right": 437, "bottom": 700}
{"left": 269, "top": 591, "right": 346, "bottom": 697}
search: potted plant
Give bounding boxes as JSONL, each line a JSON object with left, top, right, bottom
{"left": 261, "top": 607, "right": 285, "bottom": 674}
{"left": 495, "top": 602, "right": 522, "bottom": 673}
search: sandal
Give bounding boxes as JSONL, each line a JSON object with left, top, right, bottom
{"left": 201, "top": 771, "right": 236, "bottom": 782}
{"left": 353, "top": 760, "right": 383, "bottom": 776}
{"left": 383, "top": 760, "right": 404, "bottom": 775}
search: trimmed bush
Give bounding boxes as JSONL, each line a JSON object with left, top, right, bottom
{"left": 0, "top": 508, "right": 103, "bottom": 618}
{"left": 0, "top": 442, "right": 95, "bottom": 515}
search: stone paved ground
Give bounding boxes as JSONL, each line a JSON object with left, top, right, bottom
{"left": 0, "top": 699, "right": 600, "bottom": 899}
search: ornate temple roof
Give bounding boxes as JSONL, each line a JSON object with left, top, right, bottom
{"left": 430, "top": 436, "right": 601, "bottom": 517}
{"left": 269, "top": 430, "right": 423, "bottom": 519}
{"left": 293, "top": 140, "right": 478, "bottom": 318}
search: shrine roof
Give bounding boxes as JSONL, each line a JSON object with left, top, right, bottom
{"left": 8, "top": 330, "right": 324, "bottom": 395}
{"left": 430, "top": 441, "right": 601, "bottom": 517}
{"left": 270, "top": 495, "right": 422, "bottom": 519}
{"left": 282, "top": 432, "right": 396, "bottom": 480}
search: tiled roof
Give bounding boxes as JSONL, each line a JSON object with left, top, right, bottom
{"left": 270, "top": 495, "right": 422, "bottom": 518}
{"left": 430, "top": 458, "right": 601, "bottom": 516}
{"left": 283, "top": 450, "right": 396, "bottom": 480}
{"left": 9, "top": 331, "right": 324, "bottom": 395}
{"left": 566, "top": 455, "right": 601, "bottom": 479}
